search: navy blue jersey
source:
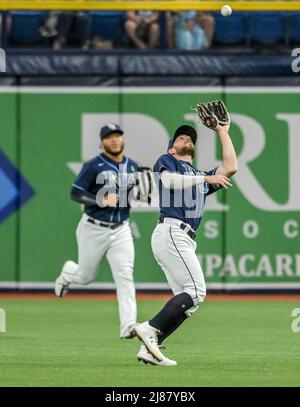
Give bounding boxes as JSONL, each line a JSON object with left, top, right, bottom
{"left": 72, "top": 153, "right": 141, "bottom": 222}
{"left": 153, "top": 154, "right": 222, "bottom": 230}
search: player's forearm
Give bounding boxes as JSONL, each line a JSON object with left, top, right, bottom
{"left": 161, "top": 171, "right": 204, "bottom": 190}
{"left": 217, "top": 129, "right": 238, "bottom": 176}
{"left": 70, "top": 187, "right": 97, "bottom": 207}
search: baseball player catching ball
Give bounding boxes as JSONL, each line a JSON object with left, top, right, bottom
{"left": 134, "top": 100, "right": 238, "bottom": 365}
{"left": 55, "top": 123, "right": 153, "bottom": 339}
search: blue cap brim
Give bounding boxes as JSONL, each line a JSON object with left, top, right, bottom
{"left": 101, "top": 130, "right": 124, "bottom": 140}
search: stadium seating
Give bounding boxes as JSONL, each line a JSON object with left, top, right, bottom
{"left": 213, "top": 12, "right": 248, "bottom": 45}
{"left": 90, "top": 11, "right": 125, "bottom": 43}
{"left": 288, "top": 13, "right": 300, "bottom": 44}
{"left": 9, "top": 11, "right": 47, "bottom": 45}
{"left": 4, "top": 11, "right": 300, "bottom": 49}
{"left": 250, "top": 12, "right": 284, "bottom": 45}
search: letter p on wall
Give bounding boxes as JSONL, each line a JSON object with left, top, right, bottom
{"left": 0, "top": 308, "right": 6, "bottom": 332}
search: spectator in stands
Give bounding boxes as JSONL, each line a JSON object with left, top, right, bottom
{"left": 166, "top": 12, "right": 175, "bottom": 49}
{"left": 1, "top": 12, "right": 12, "bottom": 46}
{"left": 52, "top": 11, "right": 92, "bottom": 50}
{"left": 174, "top": 11, "right": 215, "bottom": 50}
{"left": 39, "top": 11, "right": 59, "bottom": 39}
{"left": 197, "top": 11, "right": 215, "bottom": 47}
{"left": 125, "top": 11, "right": 160, "bottom": 49}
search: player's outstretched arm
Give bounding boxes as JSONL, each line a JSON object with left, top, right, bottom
{"left": 196, "top": 100, "right": 237, "bottom": 178}
{"left": 161, "top": 171, "right": 204, "bottom": 189}
{"left": 215, "top": 125, "right": 238, "bottom": 178}
{"left": 161, "top": 171, "right": 231, "bottom": 190}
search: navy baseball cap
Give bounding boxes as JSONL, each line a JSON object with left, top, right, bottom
{"left": 173, "top": 125, "right": 197, "bottom": 145}
{"left": 100, "top": 123, "right": 124, "bottom": 140}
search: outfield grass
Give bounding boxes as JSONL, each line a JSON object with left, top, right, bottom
{"left": 0, "top": 297, "right": 299, "bottom": 387}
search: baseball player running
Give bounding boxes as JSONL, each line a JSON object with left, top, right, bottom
{"left": 134, "top": 101, "right": 238, "bottom": 365}
{"left": 55, "top": 123, "right": 153, "bottom": 339}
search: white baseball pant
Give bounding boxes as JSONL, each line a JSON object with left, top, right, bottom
{"left": 61, "top": 213, "right": 137, "bottom": 337}
{"left": 151, "top": 217, "right": 206, "bottom": 317}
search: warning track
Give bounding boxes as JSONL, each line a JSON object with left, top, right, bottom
{"left": 0, "top": 293, "right": 300, "bottom": 301}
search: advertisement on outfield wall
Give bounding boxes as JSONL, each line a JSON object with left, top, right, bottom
{"left": 0, "top": 86, "right": 299, "bottom": 290}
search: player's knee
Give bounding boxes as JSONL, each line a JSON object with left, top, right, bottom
{"left": 185, "top": 304, "right": 199, "bottom": 318}
{"left": 198, "top": 288, "right": 206, "bottom": 304}
{"left": 184, "top": 288, "right": 206, "bottom": 318}
{"left": 196, "top": 283, "right": 206, "bottom": 304}
{"left": 188, "top": 285, "right": 206, "bottom": 305}
{"left": 76, "top": 273, "right": 94, "bottom": 285}
{"left": 196, "top": 292, "right": 206, "bottom": 306}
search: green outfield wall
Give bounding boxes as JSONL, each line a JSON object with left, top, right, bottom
{"left": 0, "top": 85, "right": 299, "bottom": 290}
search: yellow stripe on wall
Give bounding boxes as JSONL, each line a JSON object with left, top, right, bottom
{"left": 0, "top": 1, "right": 300, "bottom": 12}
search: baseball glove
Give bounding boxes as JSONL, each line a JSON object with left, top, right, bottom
{"left": 195, "top": 100, "right": 230, "bottom": 131}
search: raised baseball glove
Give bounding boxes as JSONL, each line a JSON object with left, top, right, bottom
{"left": 195, "top": 100, "right": 230, "bottom": 131}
